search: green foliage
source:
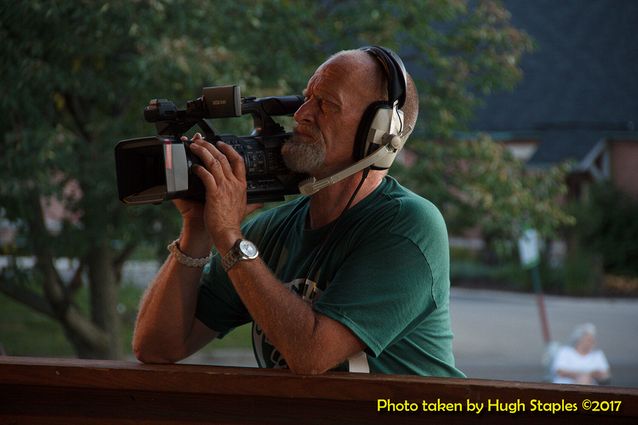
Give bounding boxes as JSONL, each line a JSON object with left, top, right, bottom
{"left": 394, "top": 135, "right": 574, "bottom": 254}
{"left": 560, "top": 246, "right": 601, "bottom": 295}
{"left": 451, "top": 258, "right": 530, "bottom": 291}
{"left": 0, "top": 0, "right": 535, "bottom": 357}
{"left": 573, "top": 183, "right": 638, "bottom": 277}
{"left": 0, "top": 0, "right": 534, "bottom": 248}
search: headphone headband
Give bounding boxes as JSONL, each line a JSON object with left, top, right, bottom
{"left": 359, "top": 45, "right": 407, "bottom": 108}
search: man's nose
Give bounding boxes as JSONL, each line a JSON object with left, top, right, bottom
{"left": 293, "top": 98, "right": 314, "bottom": 124}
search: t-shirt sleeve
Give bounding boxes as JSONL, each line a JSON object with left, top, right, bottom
{"left": 195, "top": 255, "right": 251, "bottom": 337}
{"left": 313, "top": 232, "right": 437, "bottom": 357}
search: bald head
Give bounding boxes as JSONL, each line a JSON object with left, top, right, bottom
{"left": 327, "top": 49, "right": 419, "bottom": 139}
{"left": 325, "top": 50, "right": 386, "bottom": 102}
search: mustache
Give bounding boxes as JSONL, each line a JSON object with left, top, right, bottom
{"left": 293, "top": 123, "right": 323, "bottom": 141}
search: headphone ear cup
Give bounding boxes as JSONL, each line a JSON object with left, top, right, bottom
{"left": 353, "top": 101, "right": 392, "bottom": 161}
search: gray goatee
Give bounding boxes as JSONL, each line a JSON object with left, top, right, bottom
{"left": 281, "top": 136, "right": 326, "bottom": 173}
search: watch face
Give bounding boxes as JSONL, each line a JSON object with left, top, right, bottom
{"left": 239, "top": 240, "right": 258, "bottom": 258}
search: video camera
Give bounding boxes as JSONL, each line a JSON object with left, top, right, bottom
{"left": 114, "top": 85, "right": 305, "bottom": 205}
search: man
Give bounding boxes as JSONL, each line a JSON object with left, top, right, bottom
{"left": 133, "top": 47, "right": 464, "bottom": 377}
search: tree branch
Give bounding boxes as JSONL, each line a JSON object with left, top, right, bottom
{"left": 0, "top": 279, "right": 56, "bottom": 319}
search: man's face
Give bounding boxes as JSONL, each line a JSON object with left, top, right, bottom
{"left": 282, "top": 53, "right": 380, "bottom": 177}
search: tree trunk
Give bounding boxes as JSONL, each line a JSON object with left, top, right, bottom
{"left": 87, "top": 241, "right": 122, "bottom": 360}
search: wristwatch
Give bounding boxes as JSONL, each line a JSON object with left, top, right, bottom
{"left": 221, "top": 239, "right": 259, "bottom": 272}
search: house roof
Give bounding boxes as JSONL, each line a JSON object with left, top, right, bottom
{"left": 527, "top": 130, "right": 606, "bottom": 167}
{"left": 529, "top": 129, "right": 638, "bottom": 166}
{"left": 471, "top": 0, "right": 638, "bottom": 145}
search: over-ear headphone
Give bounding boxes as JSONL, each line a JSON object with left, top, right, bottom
{"left": 353, "top": 45, "right": 408, "bottom": 169}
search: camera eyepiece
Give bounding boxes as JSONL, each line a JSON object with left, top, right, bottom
{"left": 144, "top": 99, "right": 178, "bottom": 123}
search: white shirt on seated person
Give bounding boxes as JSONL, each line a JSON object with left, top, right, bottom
{"left": 551, "top": 323, "right": 610, "bottom": 385}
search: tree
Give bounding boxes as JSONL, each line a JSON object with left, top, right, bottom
{"left": 573, "top": 183, "right": 638, "bottom": 278}
{"left": 394, "top": 136, "right": 574, "bottom": 259}
{"left": 0, "top": 0, "right": 536, "bottom": 358}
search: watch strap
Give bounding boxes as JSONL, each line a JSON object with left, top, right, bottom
{"left": 167, "top": 239, "right": 212, "bottom": 268}
{"left": 222, "top": 239, "right": 258, "bottom": 272}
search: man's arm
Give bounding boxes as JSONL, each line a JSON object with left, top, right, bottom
{"left": 228, "top": 257, "right": 366, "bottom": 374}
{"left": 132, "top": 222, "right": 218, "bottom": 363}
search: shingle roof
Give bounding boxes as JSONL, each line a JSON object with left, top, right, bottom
{"left": 527, "top": 130, "right": 605, "bottom": 166}
{"left": 471, "top": 0, "right": 638, "bottom": 160}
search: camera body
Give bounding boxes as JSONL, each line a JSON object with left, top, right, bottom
{"left": 115, "top": 85, "right": 305, "bottom": 205}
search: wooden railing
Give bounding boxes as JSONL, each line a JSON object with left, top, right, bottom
{"left": 1, "top": 356, "right": 637, "bottom": 424}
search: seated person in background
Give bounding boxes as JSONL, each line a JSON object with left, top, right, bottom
{"left": 551, "top": 323, "right": 610, "bottom": 385}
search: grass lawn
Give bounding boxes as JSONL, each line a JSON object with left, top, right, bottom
{"left": 0, "top": 282, "right": 252, "bottom": 359}
{"left": 0, "top": 292, "right": 77, "bottom": 357}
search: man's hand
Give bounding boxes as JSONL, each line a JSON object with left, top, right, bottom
{"left": 188, "top": 133, "right": 260, "bottom": 254}
{"left": 173, "top": 197, "right": 206, "bottom": 228}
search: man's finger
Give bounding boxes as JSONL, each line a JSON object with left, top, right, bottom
{"left": 189, "top": 143, "right": 226, "bottom": 182}
{"left": 217, "top": 141, "right": 246, "bottom": 181}
{"left": 193, "top": 138, "right": 234, "bottom": 178}
{"left": 192, "top": 164, "right": 218, "bottom": 193}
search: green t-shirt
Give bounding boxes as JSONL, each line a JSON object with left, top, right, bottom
{"left": 196, "top": 176, "right": 464, "bottom": 377}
